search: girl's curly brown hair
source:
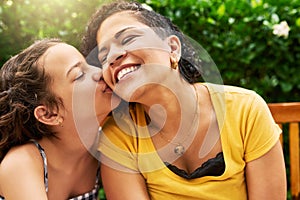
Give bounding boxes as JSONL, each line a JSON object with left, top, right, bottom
{"left": 0, "top": 38, "right": 64, "bottom": 162}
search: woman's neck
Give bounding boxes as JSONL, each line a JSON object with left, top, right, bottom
{"left": 144, "top": 81, "right": 199, "bottom": 135}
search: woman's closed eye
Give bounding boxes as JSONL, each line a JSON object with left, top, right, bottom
{"left": 99, "top": 54, "right": 107, "bottom": 65}
{"left": 97, "top": 34, "right": 141, "bottom": 65}
{"left": 121, "top": 34, "right": 140, "bottom": 45}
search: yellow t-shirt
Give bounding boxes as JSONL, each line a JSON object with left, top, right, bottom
{"left": 99, "top": 83, "right": 281, "bottom": 200}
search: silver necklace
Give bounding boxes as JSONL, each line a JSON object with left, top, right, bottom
{"left": 159, "top": 84, "right": 200, "bottom": 156}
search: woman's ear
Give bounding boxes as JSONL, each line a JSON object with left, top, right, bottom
{"left": 34, "top": 105, "right": 61, "bottom": 126}
{"left": 168, "top": 35, "right": 181, "bottom": 56}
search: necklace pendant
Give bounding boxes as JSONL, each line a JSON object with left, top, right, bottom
{"left": 174, "top": 145, "right": 185, "bottom": 156}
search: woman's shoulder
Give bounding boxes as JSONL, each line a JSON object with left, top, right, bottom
{"left": 201, "top": 82, "right": 263, "bottom": 107}
{"left": 201, "top": 82, "right": 256, "bottom": 96}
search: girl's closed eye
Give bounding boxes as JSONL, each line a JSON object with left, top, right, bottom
{"left": 74, "top": 71, "right": 85, "bottom": 81}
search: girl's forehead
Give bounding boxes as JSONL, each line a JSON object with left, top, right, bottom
{"left": 41, "top": 44, "right": 83, "bottom": 75}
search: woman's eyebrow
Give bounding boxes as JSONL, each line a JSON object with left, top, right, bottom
{"left": 66, "top": 61, "right": 83, "bottom": 77}
{"left": 114, "top": 27, "right": 135, "bottom": 39}
{"left": 98, "top": 27, "right": 136, "bottom": 54}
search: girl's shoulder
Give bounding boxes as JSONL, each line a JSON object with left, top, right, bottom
{"left": 0, "top": 142, "right": 48, "bottom": 199}
{"left": 1, "top": 142, "right": 42, "bottom": 166}
{"left": 0, "top": 142, "right": 44, "bottom": 185}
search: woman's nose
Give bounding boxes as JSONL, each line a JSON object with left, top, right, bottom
{"left": 107, "top": 45, "right": 127, "bottom": 67}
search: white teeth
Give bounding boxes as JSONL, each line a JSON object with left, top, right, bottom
{"left": 117, "top": 66, "right": 138, "bottom": 81}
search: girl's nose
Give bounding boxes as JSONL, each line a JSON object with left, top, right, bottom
{"left": 92, "top": 69, "right": 103, "bottom": 82}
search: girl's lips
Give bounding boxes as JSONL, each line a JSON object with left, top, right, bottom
{"left": 97, "top": 79, "right": 112, "bottom": 93}
{"left": 104, "top": 86, "right": 113, "bottom": 93}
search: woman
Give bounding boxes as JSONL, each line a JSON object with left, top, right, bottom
{"left": 81, "top": 1, "right": 287, "bottom": 199}
{"left": 0, "top": 38, "right": 118, "bottom": 199}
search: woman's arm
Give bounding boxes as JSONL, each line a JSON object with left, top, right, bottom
{"left": 246, "top": 140, "right": 286, "bottom": 200}
{"left": 101, "top": 163, "right": 150, "bottom": 200}
{"left": 0, "top": 146, "right": 48, "bottom": 200}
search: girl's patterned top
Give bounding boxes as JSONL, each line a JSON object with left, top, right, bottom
{"left": 0, "top": 141, "right": 100, "bottom": 200}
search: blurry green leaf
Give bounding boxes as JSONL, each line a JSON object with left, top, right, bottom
{"left": 251, "top": 0, "right": 263, "bottom": 8}
{"left": 280, "top": 82, "right": 293, "bottom": 92}
{"left": 207, "top": 17, "right": 216, "bottom": 25}
{"left": 98, "top": 188, "right": 106, "bottom": 199}
{"left": 288, "top": 8, "right": 297, "bottom": 15}
{"left": 296, "top": 18, "right": 300, "bottom": 27}
{"left": 263, "top": 20, "right": 271, "bottom": 27}
{"left": 271, "top": 13, "right": 280, "bottom": 24}
{"left": 243, "top": 17, "right": 252, "bottom": 23}
{"left": 38, "top": 29, "right": 44, "bottom": 39}
{"left": 212, "top": 41, "right": 223, "bottom": 49}
{"left": 217, "top": 3, "right": 225, "bottom": 18}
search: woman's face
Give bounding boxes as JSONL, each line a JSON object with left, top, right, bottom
{"left": 96, "top": 12, "right": 179, "bottom": 102}
{"left": 41, "top": 43, "right": 116, "bottom": 125}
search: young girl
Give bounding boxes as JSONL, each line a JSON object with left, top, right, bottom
{"left": 0, "top": 38, "right": 118, "bottom": 199}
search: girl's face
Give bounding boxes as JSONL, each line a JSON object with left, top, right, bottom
{"left": 96, "top": 12, "right": 180, "bottom": 102}
{"left": 42, "top": 43, "right": 116, "bottom": 125}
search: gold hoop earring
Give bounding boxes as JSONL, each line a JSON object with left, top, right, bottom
{"left": 170, "top": 54, "right": 178, "bottom": 70}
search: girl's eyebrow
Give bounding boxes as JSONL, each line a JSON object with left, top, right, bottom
{"left": 66, "top": 61, "right": 83, "bottom": 77}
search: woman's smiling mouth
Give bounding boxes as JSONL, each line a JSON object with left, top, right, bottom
{"left": 116, "top": 64, "right": 140, "bottom": 82}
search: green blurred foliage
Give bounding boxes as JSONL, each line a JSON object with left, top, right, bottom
{"left": 139, "top": 0, "right": 300, "bottom": 102}
{"left": 0, "top": 0, "right": 299, "bottom": 102}
{"left": 0, "top": 0, "right": 111, "bottom": 66}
